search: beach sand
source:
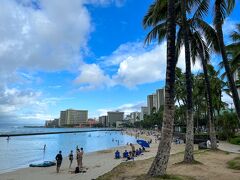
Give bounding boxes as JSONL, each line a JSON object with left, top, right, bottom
{"left": 0, "top": 130, "right": 187, "bottom": 180}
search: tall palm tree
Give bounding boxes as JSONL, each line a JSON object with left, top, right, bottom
{"left": 213, "top": 0, "right": 240, "bottom": 120}
{"left": 190, "top": 32, "right": 218, "bottom": 149}
{"left": 144, "top": 0, "right": 217, "bottom": 158}
{"left": 180, "top": 0, "right": 195, "bottom": 162}
{"left": 145, "top": 0, "right": 177, "bottom": 176}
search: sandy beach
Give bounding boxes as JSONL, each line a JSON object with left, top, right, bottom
{"left": 0, "top": 130, "right": 175, "bottom": 180}
{"left": 2, "top": 129, "right": 238, "bottom": 180}
{"left": 0, "top": 142, "right": 188, "bottom": 180}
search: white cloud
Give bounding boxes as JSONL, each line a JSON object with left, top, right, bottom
{"left": 0, "top": 87, "right": 42, "bottom": 114}
{"left": 76, "top": 42, "right": 201, "bottom": 90}
{"left": 0, "top": 0, "right": 125, "bottom": 120}
{"left": 0, "top": 0, "right": 91, "bottom": 74}
{"left": 74, "top": 63, "right": 114, "bottom": 90}
{"left": 78, "top": 41, "right": 202, "bottom": 89}
{"left": 97, "top": 101, "right": 146, "bottom": 116}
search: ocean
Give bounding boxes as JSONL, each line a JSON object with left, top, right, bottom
{"left": 0, "top": 121, "right": 136, "bottom": 174}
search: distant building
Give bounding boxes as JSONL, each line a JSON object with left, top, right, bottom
{"left": 156, "top": 88, "right": 165, "bottom": 111}
{"left": 107, "top": 111, "right": 124, "bottom": 127}
{"left": 140, "top": 107, "right": 148, "bottom": 121}
{"left": 233, "top": 68, "right": 240, "bottom": 97}
{"left": 88, "top": 118, "right": 98, "bottom": 127}
{"left": 99, "top": 115, "right": 108, "bottom": 127}
{"left": 147, "top": 94, "right": 156, "bottom": 114}
{"left": 147, "top": 88, "right": 165, "bottom": 115}
{"left": 129, "top": 112, "right": 141, "bottom": 124}
{"left": 59, "top": 109, "right": 88, "bottom": 126}
{"left": 45, "top": 118, "right": 59, "bottom": 128}
{"left": 116, "top": 121, "right": 125, "bottom": 128}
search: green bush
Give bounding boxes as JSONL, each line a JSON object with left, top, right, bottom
{"left": 227, "top": 157, "right": 240, "bottom": 170}
{"left": 229, "top": 136, "right": 240, "bottom": 145}
{"left": 216, "top": 111, "right": 239, "bottom": 140}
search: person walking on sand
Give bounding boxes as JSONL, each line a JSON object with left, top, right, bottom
{"left": 69, "top": 150, "right": 73, "bottom": 168}
{"left": 55, "top": 151, "right": 63, "bottom": 173}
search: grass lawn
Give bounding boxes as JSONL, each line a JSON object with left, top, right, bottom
{"left": 97, "top": 150, "right": 240, "bottom": 180}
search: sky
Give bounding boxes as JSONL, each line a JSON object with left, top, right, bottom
{"left": 0, "top": 0, "right": 239, "bottom": 124}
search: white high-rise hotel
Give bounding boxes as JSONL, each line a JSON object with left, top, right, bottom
{"left": 147, "top": 88, "right": 165, "bottom": 114}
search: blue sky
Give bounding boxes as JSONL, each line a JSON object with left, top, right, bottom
{"left": 0, "top": 0, "right": 239, "bottom": 124}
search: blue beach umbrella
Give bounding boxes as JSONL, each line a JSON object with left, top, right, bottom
{"left": 136, "top": 139, "right": 150, "bottom": 148}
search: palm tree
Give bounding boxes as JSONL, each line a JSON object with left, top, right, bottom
{"left": 226, "top": 23, "right": 240, "bottom": 72}
{"left": 145, "top": 0, "right": 177, "bottom": 176}
{"left": 180, "top": 0, "right": 196, "bottom": 162}
{"left": 143, "top": 0, "right": 218, "bottom": 161}
{"left": 190, "top": 32, "right": 218, "bottom": 149}
{"left": 213, "top": 0, "right": 240, "bottom": 120}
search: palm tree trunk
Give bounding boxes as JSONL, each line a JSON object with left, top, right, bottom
{"left": 215, "top": 4, "right": 240, "bottom": 121}
{"left": 148, "top": 0, "right": 176, "bottom": 176}
{"left": 181, "top": 0, "right": 194, "bottom": 163}
{"left": 201, "top": 55, "right": 217, "bottom": 149}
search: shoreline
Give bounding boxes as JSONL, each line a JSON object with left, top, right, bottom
{"left": 0, "top": 129, "right": 189, "bottom": 180}
{"left": 0, "top": 130, "right": 163, "bottom": 180}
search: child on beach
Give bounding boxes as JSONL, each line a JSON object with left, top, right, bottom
{"left": 69, "top": 150, "right": 73, "bottom": 168}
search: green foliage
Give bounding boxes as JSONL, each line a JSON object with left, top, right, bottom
{"left": 174, "top": 66, "right": 226, "bottom": 128}
{"left": 229, "top": 136, "right": 240, "bottom": 145}
{"left": 227, "top": 157, "right": 240, "bottom": 170}
{"left": 134, "top": 106, "right": 164, "bottom": 129}
{"left": 216, "top": 111, "right": 239, "bottom": 140}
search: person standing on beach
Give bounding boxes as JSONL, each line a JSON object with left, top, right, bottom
{"left": 55, "top": 151, "right": 63, "bottom": 173}
{"left": 130, "top": 143, "right": 135, "bottom": 156}
{"left": 68, "top": 150, "right": 73, "bottom": 168}
{"left": 77, "top": 148, "right": 84, "bottom": 169}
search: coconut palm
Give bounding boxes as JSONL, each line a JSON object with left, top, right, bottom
{"left": 144, "top": 0, "right": 218, "bottom": 159}
{"left": 213, "top": 0, "right": 240, "bottom": 120}
{"left": 145, "top": 0, "right": 177, "bottom": 176}
{"left": 226, "top": 23, "right": 240, "bottom": 72}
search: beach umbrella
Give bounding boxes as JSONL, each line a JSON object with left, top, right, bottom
{"left": 136, "top": 139, "right": 150, "bottom": 148}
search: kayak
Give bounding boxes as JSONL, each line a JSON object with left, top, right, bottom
{"left": 29, "top": 161, "right": 56, "bottom": 167}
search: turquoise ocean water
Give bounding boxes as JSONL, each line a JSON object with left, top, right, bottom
{"left": 0, "top": 122, "right": 136, "bottom": 174}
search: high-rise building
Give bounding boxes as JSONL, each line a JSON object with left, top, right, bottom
{"left": 107, "top": 111, "right": 124, "bottom": 127}
{"left": 45, "top": 118, "right": 59, "bottom": 128}
{"left": 59, "top": 109, "right": 88, "bottom": 126}
{"left": 140, "top": 106, "right": 148, "bottom": 121}
{"left": 147, "top": 94, "right": 157, "bottom": 114}
{"left": 129, "top": 112, "right": 141, "bottom": 124}
{"left": 99, "top": 115, "right": 108, "bottom": 127}
{"left": 147, "top": 88, "right": 165, "bottom": 114}
{"left": 156, "top": 88, "right": 165, "bottom": 111}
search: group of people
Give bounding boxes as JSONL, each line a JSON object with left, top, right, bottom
{"left": 55, "top": 146, "right": 84, "bottom": 173}
{"left": 114, "top": 143, "right": 146, "bottom": 161}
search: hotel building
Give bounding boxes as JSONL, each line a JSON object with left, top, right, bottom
{"left": 59, "top": 109, "right": 88, "bottom": 126}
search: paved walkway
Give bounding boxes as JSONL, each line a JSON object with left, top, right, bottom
{"left": 218, "top": 141, "right": 240, "bottom": 153}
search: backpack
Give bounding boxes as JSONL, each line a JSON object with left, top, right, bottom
{"left": 75, "top": 167, "right": 80, "bottom": 173}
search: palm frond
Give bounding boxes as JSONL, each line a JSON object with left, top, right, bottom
{"left": 143, "top": 0, "right": 167, "bottom": 28}
{"left": 144, "top": 22, "right": 167, "bottom": 45}
{"left": 192, "top": 0, "right": 210, "bottom": 19}
{"left": 194, "top": 18, "right": 220, "bottom": 52}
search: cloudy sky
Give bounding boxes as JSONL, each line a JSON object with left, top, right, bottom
{"left": 0, "top": 0, "right": 239, "bottom": 124}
